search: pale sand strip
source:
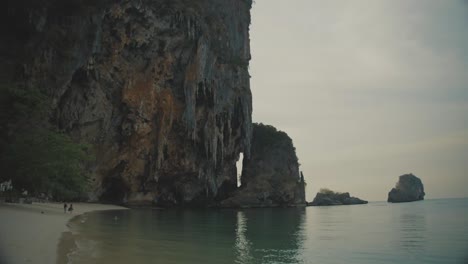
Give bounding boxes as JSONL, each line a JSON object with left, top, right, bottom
{"left": 0, "top": 202, "right": 127, "bottom": 264}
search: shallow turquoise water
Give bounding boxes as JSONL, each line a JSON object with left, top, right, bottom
{"left": 68, "top": 198, "right": 468, "bottom": 264}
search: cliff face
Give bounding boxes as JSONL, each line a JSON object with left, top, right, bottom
{"left": 2, "top": 0, "right": 252, "bottom": 205}
{"left": 388, "top": 174, "right": 425, "bottom": 203}
{"left": 221, "top": 123, "right": 306, "bottom": 207}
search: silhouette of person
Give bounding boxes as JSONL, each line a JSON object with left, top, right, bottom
{"left": 64, "top": 203, "right": 67, "bottom": 213}
{"left": 68, "top": 204, "right": 74, "bottom": 214}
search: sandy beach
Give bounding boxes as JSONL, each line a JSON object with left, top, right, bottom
{"left": 0, "top": 202, "right": 127, "bottom": 264}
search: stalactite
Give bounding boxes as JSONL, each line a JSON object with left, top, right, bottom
{"left": 11, "top": 0, "right": 253, "bottom": 205}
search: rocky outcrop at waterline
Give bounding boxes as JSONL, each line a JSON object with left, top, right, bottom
{"left": 388, "top": 174, "right": 425, "bottom": 203}
{"left": 1, "top": 0, "right": 253, "bottom": 206}
{"left": 308, "top": 189, "right": 367, "bottom": 206}
{"left": 220, "top": 123, "right": 306, "bottom": 207}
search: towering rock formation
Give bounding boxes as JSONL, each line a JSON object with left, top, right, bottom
{"left": 388, "top": 174, "right": 425, "bottom": 203}
{"left": 221, "top": 123, "right": 306, "bottom": 207}
{"left": 1, "top": 0, "right": 252, "bottom": 205}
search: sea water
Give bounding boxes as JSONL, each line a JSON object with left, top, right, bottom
{"left": 66, "top": 198, "right": 468, "bottom": 264}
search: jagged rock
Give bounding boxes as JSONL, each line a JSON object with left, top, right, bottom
{"left": 220, "top": 123, "right": 306, "bottom": 207}
{"left": 308, "top": 190, "right": 368, "bottom": 206}
{"left": 388, "top": 174, "right": 425, "bottom": 203}
{"left": 1, "top": 0, "right": 253, "bottom": 206}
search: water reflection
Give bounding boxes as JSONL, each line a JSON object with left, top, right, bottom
{"left": 399, "top": 211, "right": 427, "bottom": 254}
{"left": 65, "top": 200, "right": 468, "bottom": 264}
{"left": 235, "top": 211, "right": 253, "bottom": 263}
{"left": 240, "top": 208, "right": 306, "bottom": 264}
{"left": 70, "top": 208, "right": 306, "bottom": 264}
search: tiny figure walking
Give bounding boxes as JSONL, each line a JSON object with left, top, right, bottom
{"left": 68, "top": 204, "right": 74, "bottom": 214}
{"left": 64, "top": 203, "right": 68, "bottom": 213}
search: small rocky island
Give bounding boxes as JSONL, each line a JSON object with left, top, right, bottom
{"left": 388, "top": 173, "right": 425, "bottom": 203}
{"left": 308, "top": 189, "right": 368, "bottom": 206}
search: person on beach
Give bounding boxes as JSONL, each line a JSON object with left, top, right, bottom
{"left": 64, "top": 203, "right": 67, "bottom": 213}
{"left": 68, "top": 204, "right": 74, "bottom": 214}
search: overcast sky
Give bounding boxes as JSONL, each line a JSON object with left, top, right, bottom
{"left": 249, "top": 0, "right": 468, "bottom": 201}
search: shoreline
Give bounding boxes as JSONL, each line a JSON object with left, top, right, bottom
{"left": 0, "top": 202, "right": 127, "bottom": 264}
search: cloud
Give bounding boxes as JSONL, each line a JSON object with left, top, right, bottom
{"left": 250, "top": 0, "right": 468, "bottom": 200}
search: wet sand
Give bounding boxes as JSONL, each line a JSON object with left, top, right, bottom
{"left": 0, "top": 202, "right": 127, "bottom": 264}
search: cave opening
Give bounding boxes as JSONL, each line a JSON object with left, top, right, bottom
{"left": 99, "top": 161, "right": 129, "bottom": 204}
{"left": 100, "top": 177, "right": 128, "bottom": 204}
{"left": 236, "top": 152, "right": 244, "bottom": 187}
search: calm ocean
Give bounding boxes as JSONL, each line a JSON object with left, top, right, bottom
{"left": 66, "top": 198, "right": 468, "bottom": 264}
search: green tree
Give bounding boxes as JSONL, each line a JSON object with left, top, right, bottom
{"left": 0, "top": 83, "right": 92, "bottom": 200}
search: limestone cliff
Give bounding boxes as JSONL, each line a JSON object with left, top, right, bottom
{"left": 221, "top": 123, "right": 306, "bottom": 207}
{"left": 1, "top": 0, "right": 252, "bottom": 205}
{"left": 388, "top": 173, "right": 425, "bottom": 203}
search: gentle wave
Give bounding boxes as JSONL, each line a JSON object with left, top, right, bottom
{"left": 65, "top": 199, "right": 468, "bottom": 264}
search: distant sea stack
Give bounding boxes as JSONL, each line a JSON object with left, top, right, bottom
{"left": 388, "top": 174, "right": 425, "bottom": 203}
{"left": 220, "top": 123, "right": 306, "bottom": 208}
{"left": 308, "top": 189, "right": 367, "bottom": 206}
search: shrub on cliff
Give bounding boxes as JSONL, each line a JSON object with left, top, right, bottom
{"left": 319, "top": 188, "right": 341, "bottom": 196}
{"left": 252, "top": 123, "right": 295, "bottom": 155}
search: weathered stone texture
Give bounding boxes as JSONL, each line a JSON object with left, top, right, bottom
{"left": 388, "top": 173, "right": 425, "bottom": 203}
{"left": 2, "top": 0, "right": 253, "bottom": 205}
{"left": 221, "top": 123, "right": 306, "bottom": 207}
{"left": 308, "top": 191, "right": 368, "bottom": 206}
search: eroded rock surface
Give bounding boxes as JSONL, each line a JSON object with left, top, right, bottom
{"left": 2, "top": 0, "right": 253, "bottom": 206}
{"left": 221, "top": 123, "right": 306, "bottom": 207}
{"left": 388, "top": 173, "right": 425, "bottom": 203}
{"left": 308, "top": 191, "right": 367, "bottom": 206}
